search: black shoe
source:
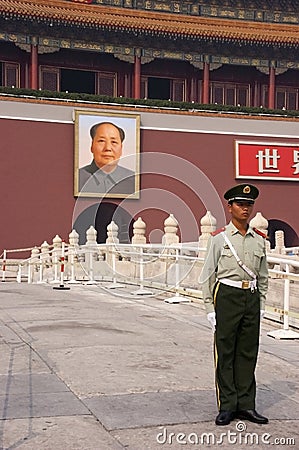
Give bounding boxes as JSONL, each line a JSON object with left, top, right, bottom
{"left": 215, "top": 410, "right": 235, "bottom": 426}
{"left": 237, "top": 409, "right": 268, "bottom": 424}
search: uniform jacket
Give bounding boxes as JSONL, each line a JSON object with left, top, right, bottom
{"left": 201, "top": 221, "right": 268, "bottom": 313}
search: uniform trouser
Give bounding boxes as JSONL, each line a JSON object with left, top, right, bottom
{"left": 213, "top": 282, "right": 260, "bottom": 412}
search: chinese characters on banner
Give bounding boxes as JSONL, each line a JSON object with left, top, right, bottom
{"left": 235, "top": 141, "right": 299, "bottom": 181}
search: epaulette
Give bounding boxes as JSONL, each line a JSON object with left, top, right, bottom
{"left": 211, "top": 227, "right": 226, "bottom": 236}
{"left": 253, "top": 227, "right": 267, "bottom": 239}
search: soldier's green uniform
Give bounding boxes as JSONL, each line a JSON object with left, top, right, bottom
{"left": 201, "top": 184, "right": 269, "bottom": 425}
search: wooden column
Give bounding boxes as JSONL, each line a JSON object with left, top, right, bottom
{"left": 253, "top": 81, "right": 259, "bottom": 107}
{"left": 30, "top": 39, "right": 38, "bottom": 90}
{"left": 268, "top": 65, "right": 276, "bottom": 109}
{"left": 134, "top": 50, "right": 141, "bottom": 99}
{"left": 124, "top": 73, "right": 130, "bottom": 98}
{"left": 202, "top": 61, "right": 210, "bottom": 104}
{"left": 190, "top": 77, "right": 197, "bottom": 102}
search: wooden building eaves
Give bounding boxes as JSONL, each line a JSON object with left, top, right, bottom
{"left": 1, "top": 0, "right": 299, "bottom": 47}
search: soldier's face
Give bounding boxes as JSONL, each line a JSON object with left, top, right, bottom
{"left": 91, "top": 123, "right": 123, "bottom": 172}
{"left": 228, "top": 201, "right": 254, "bottom": 221}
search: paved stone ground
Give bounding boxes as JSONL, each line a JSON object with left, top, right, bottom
{"left": 0, "top": 282, "right": 298, "bottom": 450}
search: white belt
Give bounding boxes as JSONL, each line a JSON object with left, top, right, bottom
{"left": 218, "top": 278, "right": 257, "bottom": 291}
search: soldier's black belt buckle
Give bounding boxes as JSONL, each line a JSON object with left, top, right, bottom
{"left": 242, "top": 280, "right": 250, "bottom": 289}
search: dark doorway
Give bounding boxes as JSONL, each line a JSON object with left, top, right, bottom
{"left": 61, "top": 69, "right": 95, "bottom": 94}
{"left": 148, "top": 77, "right": 170, "bottom": 100}
{"left": 268, "top": 219, "right": 299, "bottom": 249}
{"left": 73, "top": 202, "right": 134, "bottom": 245}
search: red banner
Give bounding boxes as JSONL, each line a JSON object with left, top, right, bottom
{"left": 235, "top": 140, "right": 299, "bottom": 181}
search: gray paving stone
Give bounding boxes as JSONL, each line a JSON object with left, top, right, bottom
{"left": 0, "top": 391, "right": 89, "bottom": 419}
{"left": 0, "top": 282, "right": 298, "bottom": 450}
{"left": 257, "top": 385, "right": 299, "bottom": 419}
{"left": 0, "top": 416, "right": 124, "bottom": 450}
{"left": 84, "top": 390, "right": 218, "bottom": 430}
{"left": 0, "top": 373, "right": 69, "bottom": 395}
{"left": 0, "top": 342, "right": 50, "bottom": 375}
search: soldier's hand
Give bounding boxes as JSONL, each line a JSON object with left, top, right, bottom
{"left": 207, "top": 312, "right": 216, "bottom": 333}
{"left": 260, "top": 310, "right": 265, "bottom": 319}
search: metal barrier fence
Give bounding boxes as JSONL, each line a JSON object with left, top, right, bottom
{"left": 1, "top": 241, "right": 299, "bottom": 339}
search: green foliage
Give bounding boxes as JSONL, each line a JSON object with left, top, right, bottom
{"left": 1, "top": 86, "right": 298, "bottom": 118}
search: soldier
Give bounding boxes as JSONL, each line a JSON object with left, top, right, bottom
{"left": 201, "top": 184, "right": 269, "bottom": 426}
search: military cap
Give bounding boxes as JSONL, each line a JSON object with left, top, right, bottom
{"left": 224, "top": 184, "right": 259, "bottom": 204}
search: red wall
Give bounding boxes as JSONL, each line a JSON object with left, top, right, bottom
{"left": 1, "top": 111, "right": 299, "bottom": 254}
{"left": 139, "top": 130, "right": 299, "bottom": 245}
{"left": 0, "top": 119, "right": 75, "bottom": 254}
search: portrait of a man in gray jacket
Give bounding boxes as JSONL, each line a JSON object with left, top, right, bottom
{"left": 78, "top": 121, "right": 136, "bottom": 196}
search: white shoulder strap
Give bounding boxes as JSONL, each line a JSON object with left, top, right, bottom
{"left": 220, "top": 231, "right": 256, "bottom": 280}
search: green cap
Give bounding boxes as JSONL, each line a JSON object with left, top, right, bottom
{"left": 224, "top": 184, "right": 259, "bottom": 204}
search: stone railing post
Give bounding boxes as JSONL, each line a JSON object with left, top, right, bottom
{"left": 68, "top": 229, "right": 80, "bottom": 283}
{"left": 163, "top": 214, "right": 179, "bottom": 246}
{"left": 132, "top": 217, "right": 146, "bottom": 244}
{"left": 131, "top": 217, "right": 151, "bottom": 294}
{"left": 274, "top": 230, "right": 285, "bottom": 255}
{"left": 53, "top": 234, "right": 62, "bottom": 249}
{"left": 250, "top": 212, "right": 270, "bottom": 253}
{"left": 52, "top": 235, "right": 62, "bottom": 282}
{"left": 41, "top": 241, "right": 50, "bottom": 265}
{"left": 199, "top": 211, "right": 217, "bottom": 248}
{"left": 69, "top": 229, "right": 79, "bottom": 247}
{"left": 29, "top": 246, "right": 40, "bottom": 283}
{"left": 106, "top": 221, "right": 119, "bottom": 244}
{"left": 86, "top": 226, "right": 97, "bottom": 247}
{"left": 106, "top": 221, "right": 121, "bottom": 286}
{"left": 39, "top": 241, "right": 50, "bottom": 283}
{"left": 85, "top": 226, "right": 97, "bottom": 283}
